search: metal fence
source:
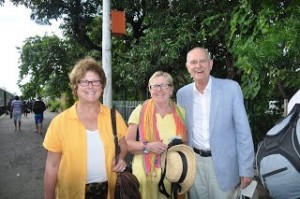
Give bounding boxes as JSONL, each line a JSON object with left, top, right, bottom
{"left": 113, "top": 101, "right": 143, "bottom": 121}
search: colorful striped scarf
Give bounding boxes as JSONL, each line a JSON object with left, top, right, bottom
{"left": 138, "top": 99, "right": 186, "bottom": 178}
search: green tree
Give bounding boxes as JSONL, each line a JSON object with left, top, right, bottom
{"left": 18, "top": 35, "right": 86, "bottom": 101}
{"left": 11, "top": 0, "right": 243, "bottom": 100}
{"left": 111, "top": 0, "right": 243, "bottom": 100}
{"left": 228, "top": 0, "right": 300, "bottom": 142}
{"left": 229, "top": 0, "right": 300, "bottom": 99}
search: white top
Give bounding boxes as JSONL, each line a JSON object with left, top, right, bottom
{"left": 86, "top": 129, "right": 108, "bottom": 184}
{"left": 11, "top": 99, "right": 22, "bottom": 113}
{"left": 192, "top": 77, "right": 212, "bottom": 150}
{"left": 288, "top": 89, "right": 300, "bottom": 114}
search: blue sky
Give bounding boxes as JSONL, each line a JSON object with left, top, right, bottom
{"left": 0, "top": 1, "right": 62, "bottom": 95}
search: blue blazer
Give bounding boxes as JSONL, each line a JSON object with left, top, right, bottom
{"left": 176, "top": 76, "right": 254, "bottom": 191}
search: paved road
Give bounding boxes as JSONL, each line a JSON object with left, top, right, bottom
{"left": 0, "top": 110, "right": 58, "bottom": 199}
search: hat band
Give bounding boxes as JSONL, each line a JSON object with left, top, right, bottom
{"left": 177, "top": 151, "right": 188, "bottom": 183}
{"left": 169, "top": 151, "right": 188, "bottom": 198}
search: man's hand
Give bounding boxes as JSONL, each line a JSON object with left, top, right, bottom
{"left": 240, "top": 176, "right": 253, "bottom": 189}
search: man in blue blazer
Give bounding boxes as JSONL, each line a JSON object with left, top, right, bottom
{"left": 176, "top": 47, "right": 255, "bottom": 199}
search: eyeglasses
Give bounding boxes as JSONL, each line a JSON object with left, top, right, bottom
{"left": 78, "top": 80, "right": 101, "bottom": 87}
{"left": 149, "top": 83, "right": 172, "bottom": 91}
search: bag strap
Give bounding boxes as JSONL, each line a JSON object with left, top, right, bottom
{"left": 111, "top": 109, "right": 120, "bottom": 164}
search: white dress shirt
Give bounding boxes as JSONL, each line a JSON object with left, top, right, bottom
{"left": 192, "top": 77, "right": 212, "bottom": 150}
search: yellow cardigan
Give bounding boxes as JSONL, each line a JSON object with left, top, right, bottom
{"left": 43, "top": 102, "right": 127, "bottom": 199}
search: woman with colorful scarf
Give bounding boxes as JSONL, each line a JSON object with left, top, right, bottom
{"left": 126, "top": 71, "right": 187, "bottom": 199}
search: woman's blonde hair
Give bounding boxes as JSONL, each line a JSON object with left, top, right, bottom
{"left": 148, "top": 71, "right": 174, "bottom": 87}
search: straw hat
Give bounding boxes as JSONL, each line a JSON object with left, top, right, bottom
{"left": 160, "top": 144, "right": 196, "bottom": 195}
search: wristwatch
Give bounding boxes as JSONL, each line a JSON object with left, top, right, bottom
{"left": 142, "top": 142, "right": 149, "bottom": 154}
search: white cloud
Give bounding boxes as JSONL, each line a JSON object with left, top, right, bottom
{"left": 0, "top": 1, "right": 62, "bottom": 96}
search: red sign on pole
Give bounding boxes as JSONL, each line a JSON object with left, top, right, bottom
{"left": 111, "top": 10, "right": 126, "bottom": 37}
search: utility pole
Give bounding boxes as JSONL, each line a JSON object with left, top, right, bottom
{"left": 102, "top": 0, "right": 112, "bottom": 107}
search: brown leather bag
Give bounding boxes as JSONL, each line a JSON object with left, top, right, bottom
{"left": 111, "top": 109, "right": 141, "bottom": 199}
{"left": 114, "top": 169, "right": 141, "bottom": 199}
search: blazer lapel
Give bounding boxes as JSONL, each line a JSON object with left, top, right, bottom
{"left": 210, "top": 77, "right": 221, "bottom": 136}
{"left": 186, "top": 84, "right": 194, "bottom": 145}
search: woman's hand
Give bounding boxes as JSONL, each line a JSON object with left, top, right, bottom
{"left": 147, "top": 141, "right": 168, "bottom": 155}
{"left": 112, "top": 156, "right": 127, "bottom": 173}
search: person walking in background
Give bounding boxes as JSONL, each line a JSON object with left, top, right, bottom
{"left": 32, "top": 96, "right": 46, "bottom": 135}
{"left": 8, "top": 98, "right": 13, "bottom": 119}
{"left": 28, "top": 100, "right": 33, "bottom": 113}
{"left": 11, "top": 95, "right": 23, "bottom": 131}
{"left": 176, "top": 47, "right": 255, "bottom": 199}
{"left": 43, "top": 57, "right": 128, "bottom": 199}
{"left": 22, "top": 100, "right": 29, "bottom": 118}
{"left": 126, "top": 71, "right": 187, "bottom": 199}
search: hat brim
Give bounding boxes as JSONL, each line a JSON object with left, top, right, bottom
{"left": 161, "top": 144, "right": 196, "bottom": 194}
